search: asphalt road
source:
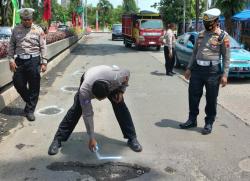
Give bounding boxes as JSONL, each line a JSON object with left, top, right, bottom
{"left": 0, "top": 33, "right": 250, "bottom": 181}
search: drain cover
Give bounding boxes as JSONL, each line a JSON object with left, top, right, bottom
{"left": 239, "top": 158, "right": 250, "bottom": 172}
{"left": 61, "top": 86, "right": 78, "bottom": 93}
{"left": 47, "top": 161, "right": 150, "bottom": 180}
{"left": 36, "top": 106, "right": 64, "bottom": 116}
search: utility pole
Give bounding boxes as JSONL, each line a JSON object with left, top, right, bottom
{"left": 82, "top": 0, "right": 85, "bottom": 30}
{"left": 183, "top": 0, "right": 186, "bottom": 33}
{"left": 85, "top": 0, "right": 87, "bottom": 29}
{"left": 195, "top": 0, "right": 199, "bottom": 31}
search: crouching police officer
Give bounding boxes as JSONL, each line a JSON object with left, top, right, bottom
{"left": 8, "top": 8, "right": 47, "bottom": 121}
{"left": 179, "top": 8, "right": 230, "bottom": 134}
{"left": 48, "top": 65, "right": 142, "bottom": 155}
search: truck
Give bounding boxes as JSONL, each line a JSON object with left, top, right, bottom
{"left": 122, "top": 11, "right": 164, "bottom": 50}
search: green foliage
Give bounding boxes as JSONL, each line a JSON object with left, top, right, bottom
{"left": 97, "top": 0, "right": 114, "bottom": 27}
{"left": 214, "top": 0, "right": 246, "bottom": 35}
{"left": 122, "top": 0, "right": 138, "bottom": 13}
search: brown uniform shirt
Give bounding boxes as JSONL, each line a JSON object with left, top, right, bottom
{"left": 8, "top": 23, "right": 47, "bottom": 64}
{"left": 187, "top": 29, "right": 230, "bottom": 76}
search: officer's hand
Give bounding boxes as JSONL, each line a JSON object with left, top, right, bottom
{"left": 9, "top": 61, "right": 17, "bottom": 72}
{"left": 40, "top": 64, "right": 47, "bottom": 73}
{"left": 184, "top": 69, "right": 191, "bottom": 80}
{"left": 88, "top": 138, "right": 97, "bottom": 152}
{"left": 112, "top": 92, "right": 124, "bottom": 103}
{"left": 220, "top": 75, "right": 227, "bottom": 87}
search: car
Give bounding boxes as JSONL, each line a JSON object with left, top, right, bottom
{"left": 57, "top": 24, "right": 69, "bottom": 31}
{"left": 0, "top": 26, "right": 12, "bottom": 40}
{"left": 111, "top": 24, "right": 123, "bottom": 40}
{"left": 174, "top": 32, "right": 250, "bottom": 78}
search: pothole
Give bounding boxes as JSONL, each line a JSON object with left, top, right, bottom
{"left": 164, "top": 166, "right": 177, "bottom": 175}
{"left": 61, "top": 86, "right": 78, "bottom": 93}
{"left": 239, "top": 157, "right": 250, "bottom": 172}
{"left": 36, "top": 106, "right": 64, "bottom": 116}
{"left": 47, "top": 161, "right": 150, "bottom": 180}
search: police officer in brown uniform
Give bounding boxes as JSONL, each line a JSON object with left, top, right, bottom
{"left": 179, "top": 8, "right": 230, "bottom": 134}
{"left": 8, "top": 8, "right": 47, "bottom": 121}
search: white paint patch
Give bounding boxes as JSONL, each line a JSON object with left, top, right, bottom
{"left": 72, "top": 70, "right": 85, "bottom": 77}
{"left": 36, "top": 105, "right": 64, "bottom": 116}
{"left": 239, "top": 158, "right": 250, "bottom": 172}
{"left": 60, "top": 86, "right": 78, "bottom": 93}
{"left": 95, "top": 151, "right": 122, "bottom": 160}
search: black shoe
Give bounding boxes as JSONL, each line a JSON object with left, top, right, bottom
{"left": 127, "top": 138, "right": 142, "bottom": 152}
{"left": 48, "top": 139, "right": 61, "bottom": 155}
{"left": 179, "top": 119, "right": 197, "bottom": 129}
{"left": 166, "top": 72, "right": 173, "bottom": 76}
{"left": 171, "top": 71, "right": 176, "bottom": 74}
{"left": 26, "top": 113, "right": 35, "bottom": 121}
{"left": 201, "top": 124, "right": 212, "bottom": 135}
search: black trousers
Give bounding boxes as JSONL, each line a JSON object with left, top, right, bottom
{"left": 164, "top": 46, "right": 175, "bottom": 74}
{"left": 54, "top": 76, "right": 137, "bottom": 142}
{"left": 188, "top": 64, "right": 221, "bottom": 124}
{"left": 13, "top": 57, "right": 41, "bottom": 113}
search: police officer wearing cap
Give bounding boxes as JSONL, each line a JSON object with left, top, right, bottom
{"left": 179, "top": 8, "right": 230, "bottom": 134}
{"left": 8, "top": 8, "right": 47, "bottom": 121}
{"left": 48, "top": 65, "right": 142, "bottom": 155}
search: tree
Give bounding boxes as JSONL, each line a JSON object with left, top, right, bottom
{"left": 214, "top": 0, "right": 246, "bottom": 35}
{"left": 122, "top": 0, "right": 138, "bottom": 13}
{"left": 0, "top": 0, "right": 13, "bottom": 26}
{"left": 97, "top": 0, "right": 113, "bottom": 28}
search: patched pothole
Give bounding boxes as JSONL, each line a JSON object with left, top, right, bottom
{"left": 47, "top": 161, "right": 150, "bottom": 180}
{"left": 164, "top": 166, "right": 177, "bottom": 175}
{"left": 61, "top": 86, "right": 78, "bottom": 93}
{"left": 239, "top": 157, "right": 250, "bottom": 172}
{"left": 36, "top": 106, "right": 64, "bottom": 116}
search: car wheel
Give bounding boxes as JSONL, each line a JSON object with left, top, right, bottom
{"left": 112, "top": 35, "right": 114, "bottom": 41}
{"left": 174, "top": 54, "right": 181, "bottom": 68}
{"left": 156, "top": 45, "right": 161, "bottom": 51}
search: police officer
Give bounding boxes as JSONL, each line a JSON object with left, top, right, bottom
{"left": 8, "top": 8, "right": 47, "bottom": 121}
{"left": 179, "top": 8, "right": 230, "bottom": 134}
{"left": 164, "top": 23, "right": 176, "bottom": 76}
{"left": 48, "top": 65, "right": 142, "bottom": 155}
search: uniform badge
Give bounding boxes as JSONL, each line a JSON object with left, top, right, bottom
{"left": 203, "top": 14, "right": 209, "bottom": 21}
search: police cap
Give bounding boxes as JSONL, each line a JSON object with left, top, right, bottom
{"left": 203, "top": 8, "right": 221, "bottom": 22}
{"left": 18, "top": 8, "right": 35, "bottom": 19}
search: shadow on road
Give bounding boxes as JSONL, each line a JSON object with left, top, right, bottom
{"left": 155, "top": 119, "right": 203, "bottom": 133}
{"left": 71, "top": 43, "right": 133, "bottom": 56}
{"left": 60, "top": 132, "right": 127, "bottom": 158}
{"left": 150, "top": 70, "right": 166, "bottom": 76}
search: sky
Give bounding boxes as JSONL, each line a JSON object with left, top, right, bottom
{"left": 58, "top": 0, "right": 161, "bottom": 12}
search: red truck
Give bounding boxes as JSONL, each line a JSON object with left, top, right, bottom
{"left": 122, "top": 11, "right": 164, "bottom": 50}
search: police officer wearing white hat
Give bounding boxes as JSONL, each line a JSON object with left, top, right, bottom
{"left": 8, "top": 8, "right": 47, "bottom": 121}
{"left": 179, "top": 8, "right": 230, "bottom": 134}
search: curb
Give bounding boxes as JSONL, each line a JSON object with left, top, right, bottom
{"left": 0, "top": 35, "right": 86, "bottom": 111}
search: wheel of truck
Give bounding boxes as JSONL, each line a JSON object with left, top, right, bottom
{"left": 124, "top": 39, "right": 129, "bottom": 47}
{"left": 156, "top": 45, "right": 161, "bottom": 51}
{"left": 174, "top": 54, "right": 181, "bottom": 68}
{"left": 135, "top": 43, "right": 141, "bottom": 50}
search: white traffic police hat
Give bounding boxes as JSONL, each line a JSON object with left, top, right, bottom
{"left": 203, "top": 8, "right": 221, "bottom": 21}
{"left": 18, "top": 8, "right": 35, "bottom": 19}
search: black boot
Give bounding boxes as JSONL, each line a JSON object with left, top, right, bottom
{"left": 127, "top": 138, "right": 142, "bottom": 152}
{"left": 26, "top": 112, "right": 35, "bottom": 121}
{"left": 48, "top": 139, "right": 61, "bottom": 155}
{"left": 179, "top": 119, "right": 197, "bottom": 129}
{"left": 201, "top": 124, "right": 213, "bottom": 135}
